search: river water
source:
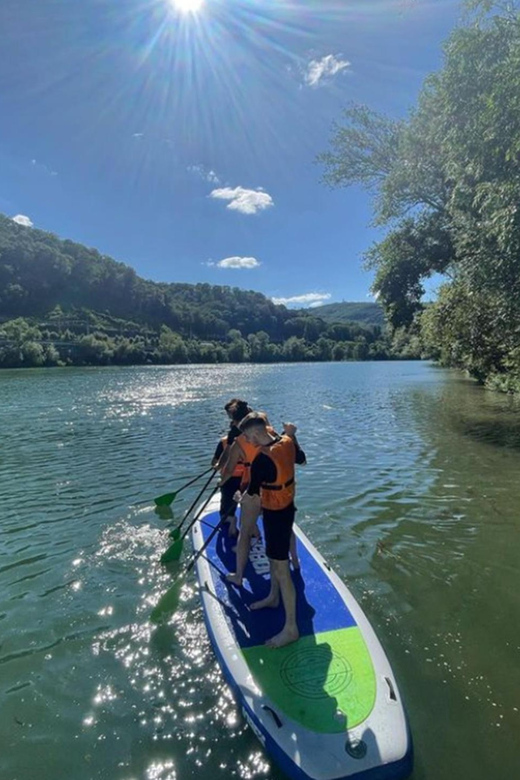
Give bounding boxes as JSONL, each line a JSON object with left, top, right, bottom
{"left": 1, "top": 362, "right": 519, "bottom": 780}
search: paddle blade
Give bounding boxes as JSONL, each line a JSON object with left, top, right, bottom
{"left": 160, "top": 537, "right": 184, "bottom": 564}
{"left": 150, "top": 579, "right": 184, "bottom": 623}
{"left": 154, "top": 491, "right": 178, "bottom": 507}
{"left": 154, "top": 505, "right": 174, "bottom": 521}
{"left": 168, "top": 527, "right": 181, "bottom": 541}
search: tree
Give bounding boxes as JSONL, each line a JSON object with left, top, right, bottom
{"left": 319, "top": 4, "right": 520, "bottom": 389}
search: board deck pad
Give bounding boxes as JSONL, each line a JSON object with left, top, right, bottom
{"left": 199, "top": 511, "right": 377, "bottom": 733}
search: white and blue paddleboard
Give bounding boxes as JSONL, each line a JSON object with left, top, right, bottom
{"left": 191, "top": 496, "right": 413, "bottom": 780}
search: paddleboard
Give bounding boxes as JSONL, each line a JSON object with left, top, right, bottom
{"left": 191, "top": 496, "right": 413, "bottom": 780}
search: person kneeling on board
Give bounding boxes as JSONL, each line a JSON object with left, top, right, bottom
{"left": 232, "top": 412, "right": 306, "bottom": 649}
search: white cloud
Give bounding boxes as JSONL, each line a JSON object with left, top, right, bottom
{"left": 11, "top": 214, "right": 33, "bottom": 227}
{"left": 210, "top": 186, "right": 274, "bottom": 215}
{"left": 213, "top": 256, "right": 261, "bottom": 269}
{"left": 31, "top": 158, "right": 58, "bottom": 176}
{"left": 271, "top": 292, "right": 332, "bottom": 308}
{"left": 188, "top": 164, "right": 221, "bottom": 184}
{"left": 304, "top": 54, "right": 351, "bottom": 87}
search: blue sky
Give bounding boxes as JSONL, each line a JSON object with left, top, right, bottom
{"left": 0, "top": 0, "right": 461, "bottom": 308}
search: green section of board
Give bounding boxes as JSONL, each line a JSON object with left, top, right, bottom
{"left": 242, "top": 627, "right": 376, "bottom": 733}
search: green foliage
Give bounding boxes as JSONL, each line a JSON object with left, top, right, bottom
{"left": 319, "top": 4, "right": 520, "bottom": 390}
{"left": 0, "top": 213, "right": 415, "bottom": 368}
{"left": 308, "top": 301, "right": 384, "bottom": 327}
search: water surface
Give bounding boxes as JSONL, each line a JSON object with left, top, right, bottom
{"left": 1, "top": 362, "right": 519, "bottom": 780}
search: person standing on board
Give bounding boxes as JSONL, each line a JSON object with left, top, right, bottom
{"left": 223, "top": 413, "right": 303, "bottom": 584}
{"left": 234, "top": 412, "right": 306, "bottom": 649}
{"left": 211, "top": 399, "right": 252, "bottom": 536}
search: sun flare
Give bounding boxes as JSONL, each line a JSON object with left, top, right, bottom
{"left": 170, "top": 0, "right": 204, "bottom": 13}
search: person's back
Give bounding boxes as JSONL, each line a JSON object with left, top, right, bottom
{"left": 212, "top": 399, "right": 252, "bottom": 535}
{"left": 232, "top": 412, "right": 306, "bottom": 648}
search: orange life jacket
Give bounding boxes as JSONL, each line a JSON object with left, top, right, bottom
{"left": 220, "top": 435, "right": 245, "bottom": 479}
{"left": 259, "top": 435, "right": 296, "bottom": 511}
{"left": 236, "top": 427, "right": 275, "bottom": 487}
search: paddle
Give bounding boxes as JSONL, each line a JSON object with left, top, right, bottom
{"left": 154, "top": 466, "right": 215, "bottom": 507}
{"left": 151, "top": 514, "right": 225, "bottom": 622}
{"left": 160, "top": 472, "right": 219, "bottom": 562}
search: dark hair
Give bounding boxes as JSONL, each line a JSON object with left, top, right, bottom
{"left": 224, "top": 398, "right": 242, "bottom": 413}
{"left": 230, "top": 400, "right": 252, "bottom": 422}
{"left": 238, "top": 411, "right": 268, "bottom": 432}
{"left": 224, "top": 398, "right": 252, "bottom": 423}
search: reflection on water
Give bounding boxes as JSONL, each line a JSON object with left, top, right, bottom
{"left": 0, "top": 362, "right": 519, "bottom": 780}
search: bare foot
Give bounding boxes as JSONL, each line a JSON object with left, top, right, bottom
{"left": 226, "top": 572, "right": 243, "bottom": 587}
{"left": 250, "top": 595, "right": 279, "bottom": 610}
{"left": 266, "top": 626, "right": 299, "bottom": 648}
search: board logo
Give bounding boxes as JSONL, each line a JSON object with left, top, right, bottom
{"left": 248, "top": 539, "right": 270, "bottom": 576}
{"left": 280, "top": 645, "right": 353, "bottom": 699}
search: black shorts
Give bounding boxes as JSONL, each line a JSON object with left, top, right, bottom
{"left": 220, "top": 476, "right": 242, "bottom": 520}
{"left": 263, "top": 503, "right": 296, "bottom": 561}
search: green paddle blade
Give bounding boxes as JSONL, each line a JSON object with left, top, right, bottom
{"left": 168, "top": 527, "right": 181, "bottom": 541}
{"left": 154, "top": 505, "right": 174, "bottom": 521}
{"left": 160, "top": 537, "right": 184, "bottom": 564}
{"left": 150, "top": 579, "right": 184, "bottom": 623}
{"left": 154, "top": 490, "right": 178, "bottom": 507}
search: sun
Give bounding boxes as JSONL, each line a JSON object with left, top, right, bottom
{"left": 170, "top": 0, "right": 204, "bottom": 13}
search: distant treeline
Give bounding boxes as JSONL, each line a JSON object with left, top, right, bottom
{"left": 0, "top": 214, "right": 419, "bottom": 368}
{"left": 0, "top": 314, "right": 419, "bottom": 368}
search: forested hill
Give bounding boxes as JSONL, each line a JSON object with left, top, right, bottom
{"left": 0, "top": 213, "right": 287, "bottom": 340}
{"left": 308, "top": 302, "right": 384, "bottom": 327}
{"left": 1, "top": 214, "right": 418, "bottom": 368}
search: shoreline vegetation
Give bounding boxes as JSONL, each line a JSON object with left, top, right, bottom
{"left": 0, "top": 214, "right": 418, "bottom": 370}
{"left": 318, "top": 0, "right": 520, "bottom": 395}
{"left": 0, "top": 313, "right": 418, "bottom": 370}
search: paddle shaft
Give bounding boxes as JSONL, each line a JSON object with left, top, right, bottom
{"left": 186, "top": 515, "right": 225, "bottom": 575}
{"left": 174, "top": 466, "right": 215, "bottom": 496}
{"left": 153, "top": 466, "right": 215, "bottom": 506}
{"left": 176, "top": 470, "right": 218, "bottom": 541}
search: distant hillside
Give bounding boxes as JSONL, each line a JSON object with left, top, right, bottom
{"left": 0, "top": 213, "right": 287, "bottom": 339}
{"left": 307, "top": 302, "right": 385, "bottom": 327}
{"left": 0, "top": 214, "right": 418, "bottom": 368}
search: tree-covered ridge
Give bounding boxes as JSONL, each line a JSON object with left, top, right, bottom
{"left": 0, "top": 214, "right": 287, "bottom": 341}
{"left": 0, "top": 213, "right": 417, "bottom": 368}
{"left": 320, "top": 0, "right": 520, "bottom": 392}
{"left": 307, "top": 301, "right": 384, "bottom": 327}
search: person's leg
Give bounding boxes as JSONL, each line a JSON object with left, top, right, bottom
{"left": 226, "top": 511, "right": 256, "bottom": 585}
{"left": 227, "top": 495, "right": 261, "bottom": 586}
{"left": 289, "top": 531, "right": 300, "bottom": 569}
{"left": 266, "top": 559, "right": 299, "bottom": 648}
{"left": 250, "top": 559, "right": 280, "bottom": 609}
{"left": 220, "top": 478, "right": 240, "bottom": 535}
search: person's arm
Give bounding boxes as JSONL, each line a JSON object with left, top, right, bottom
{"left": 219, "top": 439, "right": 245, "bottom": 485}
{"left": 283, "top": 422, "right": 307, "bottom": 465}
{"left": 211, "top": 440, "right": 224, "bottom": 468}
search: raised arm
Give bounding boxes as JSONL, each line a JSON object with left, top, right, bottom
{"left": 283, "top": 422, "right": 306, "bottom": 465}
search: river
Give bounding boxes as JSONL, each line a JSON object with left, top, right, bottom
{"left": 1, "top": 361, "right": 519, "bottom": 780}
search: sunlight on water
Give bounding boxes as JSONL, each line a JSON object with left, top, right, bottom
{"left": 1, "top": 363, "right": 520, "bottom": 779}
